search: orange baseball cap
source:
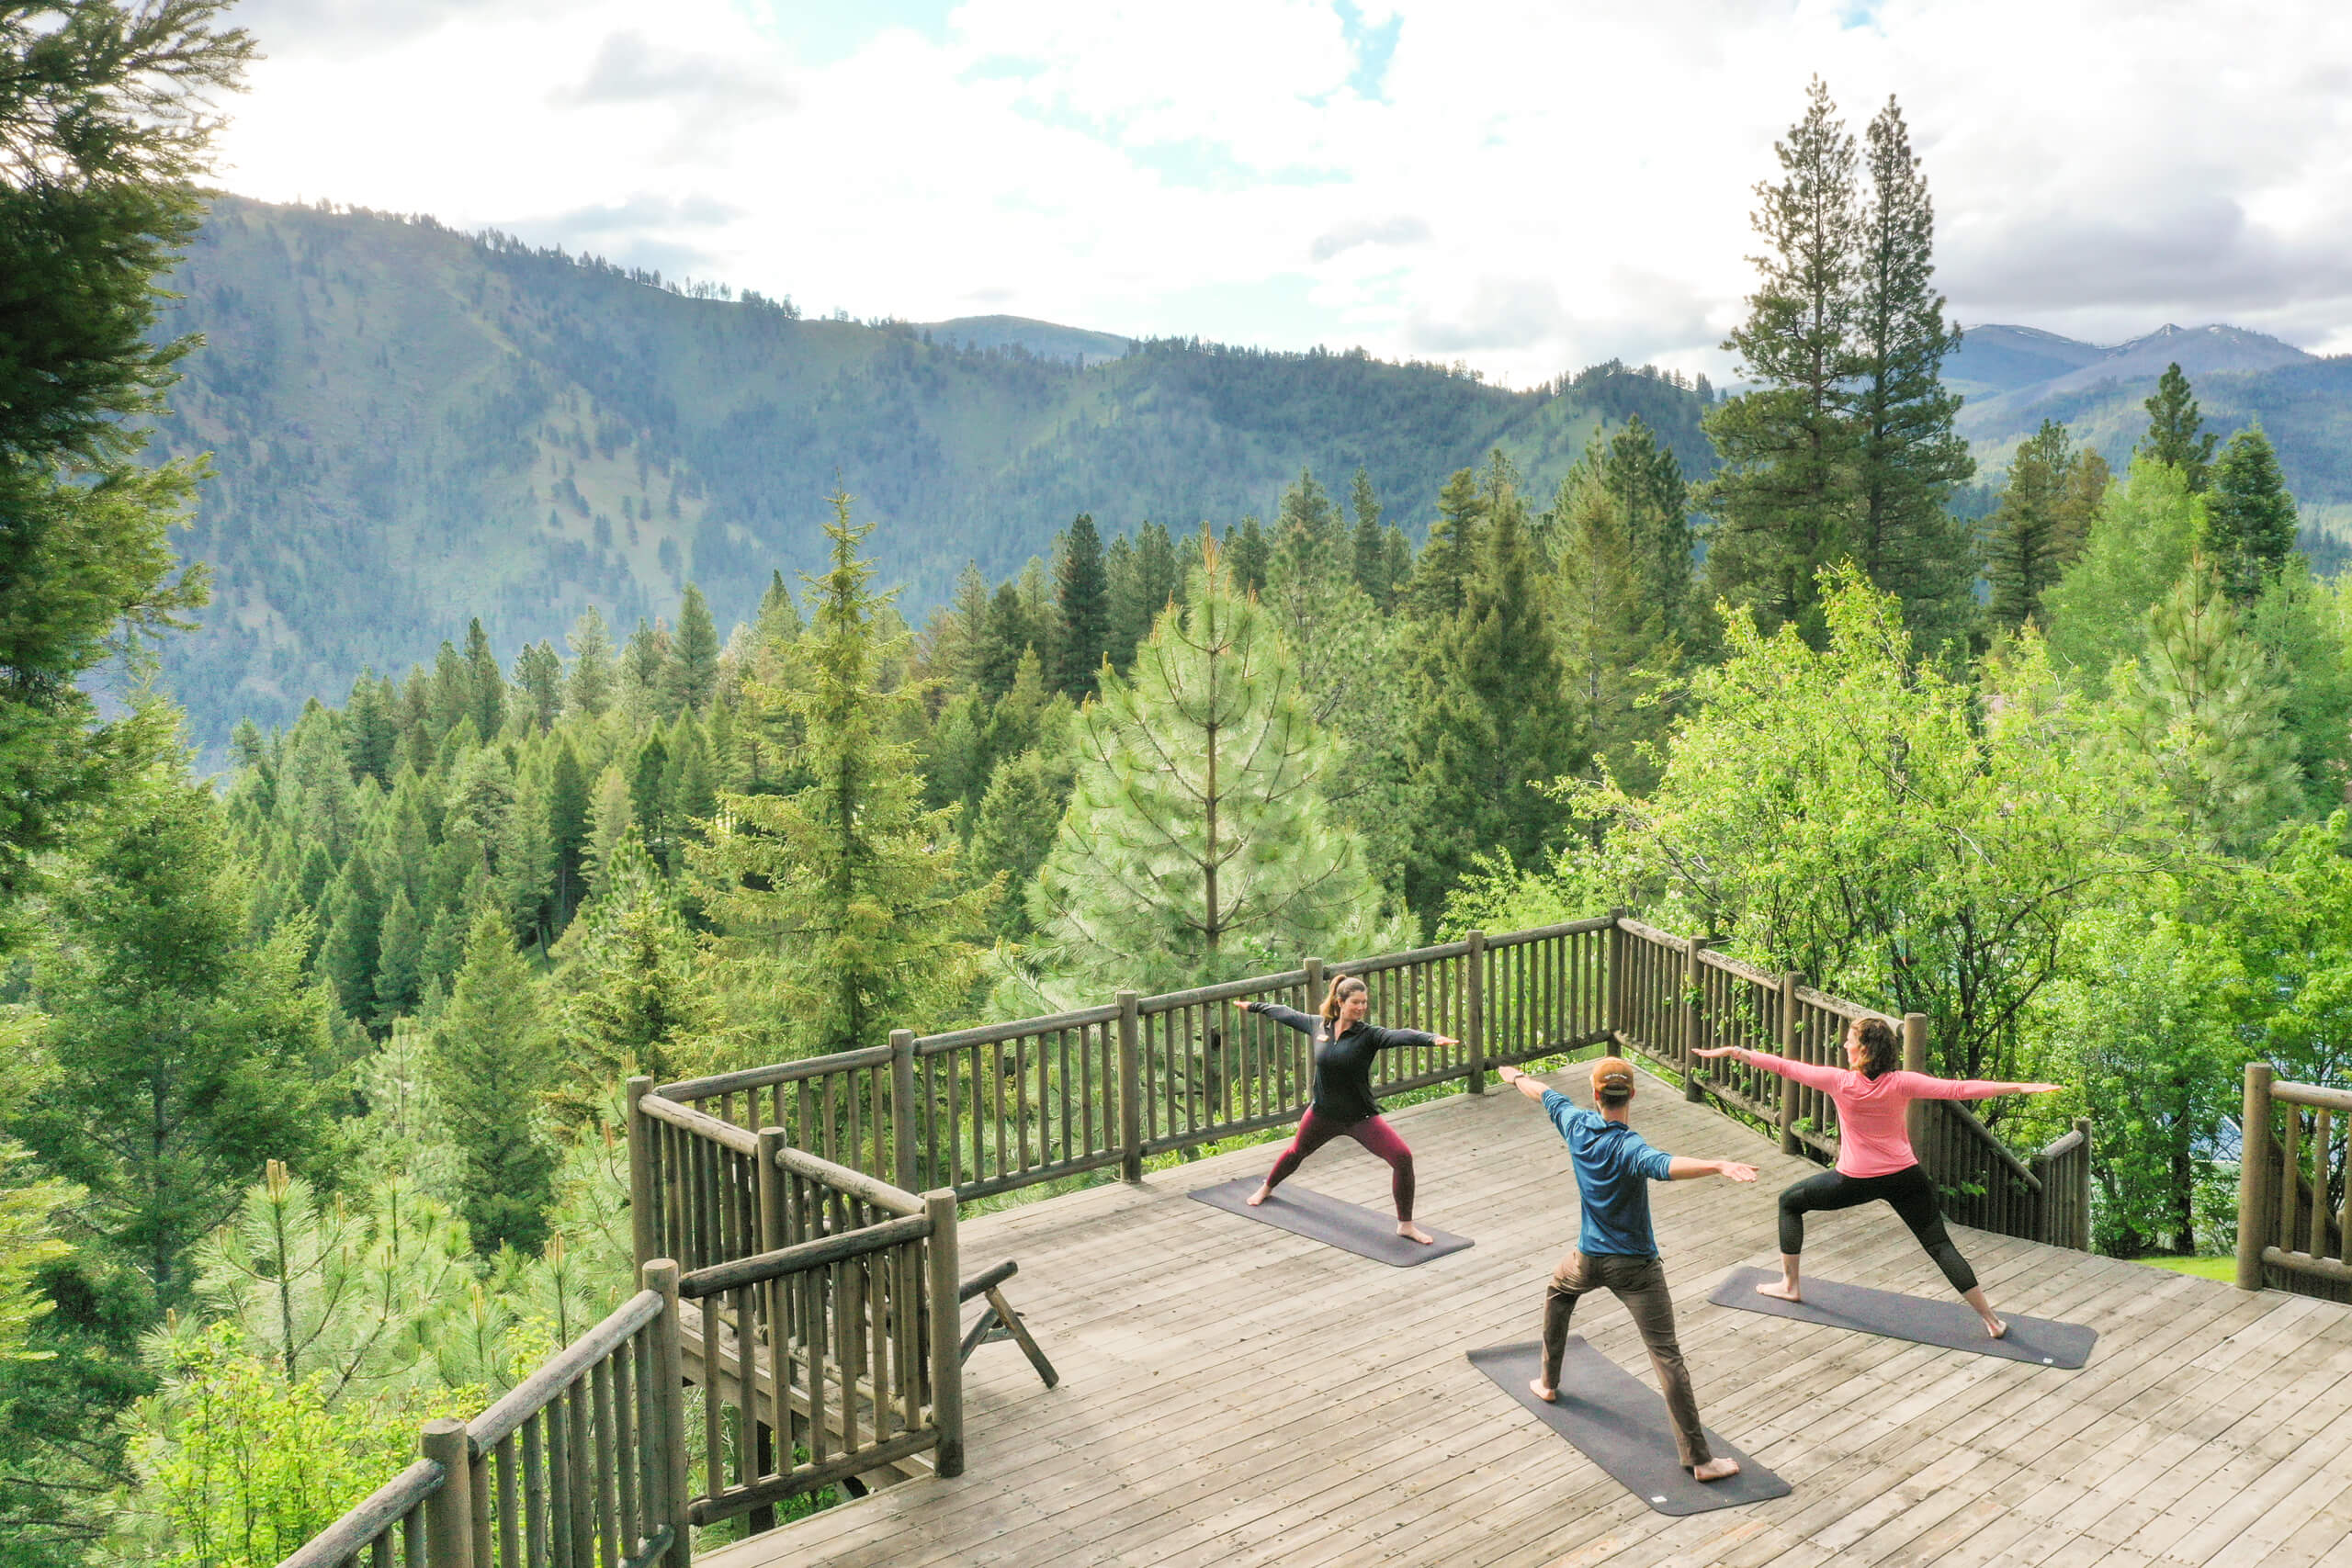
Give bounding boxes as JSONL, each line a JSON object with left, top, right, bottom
{"left": 1590, "top": 1056, "right": 1636, "bottom": 1101}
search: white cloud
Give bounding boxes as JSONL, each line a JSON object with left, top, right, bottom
{"left": 211, "top": 0, "right": 2352, "bottom": 381}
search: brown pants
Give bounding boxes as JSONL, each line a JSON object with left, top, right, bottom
{"left": 1542, "top": 1250, "right": 1712, "bottom": 1469}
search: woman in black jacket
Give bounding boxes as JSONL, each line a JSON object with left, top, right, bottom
{"left": 1237, "top": 974, "right": 1457, "bottom": 1244}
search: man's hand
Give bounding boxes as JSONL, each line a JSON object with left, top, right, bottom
{"left": 1497, "top": 1066, "right": 1550, "bottom": 1102}
{"left": 1716, "top": 1161, "right": 1758, "bottom": 1183}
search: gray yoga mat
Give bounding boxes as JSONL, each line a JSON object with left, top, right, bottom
{"left": 1466, "top": 1339, "right": 1791, "bottom": 1516}
{"left": 1707, "top": 1265, "right": 2098, "bottom": 1368}
{"left": 1186, "top": 1178, "right": 1472, "bottom": 1267}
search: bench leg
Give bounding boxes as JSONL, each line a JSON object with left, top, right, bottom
{"left": 985, "top": 1287, "right": 1059, "bottom": 1390}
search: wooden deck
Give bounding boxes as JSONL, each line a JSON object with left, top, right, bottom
{"left": 699, "top": 1066, "right": 2352, "bottom": 1568}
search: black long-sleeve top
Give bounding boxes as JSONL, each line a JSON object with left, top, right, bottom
{"left": 1251, "top": 1003, "right": 1441, "bottom": 1125}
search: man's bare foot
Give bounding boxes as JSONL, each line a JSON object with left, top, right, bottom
{"left": 1246, "top": 1183, "right": 1272, "bottom": 1207}
{"left": 1528, "top": 1378, "right": 1556, "bottom": 1404}
{"left": 1397, "top": 1221, "right": 1433, "bottom": 1245}
{"left": 1691, "top": 1456, "right": 1741, "bottom": 1482}
{"left": 1755, "top": 1279, "right": 1802, "bottom": 1303}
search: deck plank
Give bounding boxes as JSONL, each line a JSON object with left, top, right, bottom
{"left": 692, "top": 1066, "right": 2352, "bottom": 1568}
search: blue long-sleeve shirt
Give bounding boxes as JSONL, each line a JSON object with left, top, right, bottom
{"left": 1543, "top": 1089, "right": 1675, "bottom": 1258}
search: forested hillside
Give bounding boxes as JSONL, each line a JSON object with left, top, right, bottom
{"left": 149, "top": 197, "right": 1715, "bottom": 754}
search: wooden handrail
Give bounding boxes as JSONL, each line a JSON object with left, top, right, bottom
{"left": 636, "top": 1091, "right": 760, "bottom": 1154}
{"left": 1484, "top": 915, "right": 1618, "bottom": 948}
{"left": 468, "top": 1288, "right": 663, "bottom": 1449}
{"left": 772, "top": 1141, "right": 925, "bottom": 1216}
{"left": 274, "top": 1459, "right": 442, "bottom": 1568}
{"left": 659, "top": 1045, "right": 895, "bottom": 1102}
{"left": 679, "top": 1213, "right": 933, "bottom": 1299}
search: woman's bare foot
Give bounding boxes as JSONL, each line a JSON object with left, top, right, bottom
{"left": 1246, "top": 1182, "right": 1272, "bottom": 1207}
{"left": 1528, "top": 1378, "right": 1556, "bottom": 1404}
{"left": 1962, "top": 1287, "right": 2006, "bottom": 1338}
{"left": 1691, "top": 1456, "right": 1741, "bottom": 1482}
{"left": 1982, "top": 1314, "right": 2007, "bottom": 1339}
{"left": 1397, "top": 1221, "right": 1434, "bottom": 1245}
{"left": 1755, "top": 1279, "right": 1802, "bottom": 1303}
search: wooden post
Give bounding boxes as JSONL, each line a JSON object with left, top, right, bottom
{"left": 890, "top": 1029, "right": 920, "bottom": 1195}
{"left": 751, "top": 1131, "right": 787, "bottom": 1536}
{"left": 923, "top": 1190, "right": 965, "bottom": 1478}
{"left": 421, "top": 1418, "right": 475, "bottom": 1568}
{"left": 1608, "top": 909, "right": 1628, "bottom": 1045}
{"left": 2237, "top": 1064, "right": 2274, "bottom": 1291}
{"left": 1117, "top": 991, "right": 1143, "bottom": 1183}
{"left": 1680, "top": 939, "right": 1708, "bottom": 1103}
{"left": 1902, "top": 1014, "right": 1928, "bottom": 1154}
{"left": 628, "top": 1077, "right": 657, "bottom": 1274}
{"left": 644, "top": 1258, "right": 691, "bottom": 1568}
{"left": 1776, "top": 973, "right": 1802, "bottom": 1156}
{"left": 1464, "top": 931, "right": 1487, "bottom": 1093}
{"left": 2072, "top": 1117, "right": 2092, "bottom": 1252}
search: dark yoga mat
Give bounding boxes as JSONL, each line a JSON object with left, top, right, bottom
{"left": 1466, "top": 1339, "right": 1790, "bottom": 1516}
{"left": 1707, "top": 1265, "right": 2098, "bottom": 1368}
{"left": 1186, "top": 1178, "right": 1472, "bottom": 1267}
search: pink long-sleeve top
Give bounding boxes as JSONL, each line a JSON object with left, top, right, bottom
{"left": 1736, "top": 1050, "right": 2015, "bottom": 1178}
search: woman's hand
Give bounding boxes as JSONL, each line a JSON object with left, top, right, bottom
{"left": 1692, "top": 1046, "right": 1745, "bottom": 1061}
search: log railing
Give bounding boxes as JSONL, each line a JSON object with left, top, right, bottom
{"left": 2235, "top": 1065, "right": 2352, "bottom": 1303}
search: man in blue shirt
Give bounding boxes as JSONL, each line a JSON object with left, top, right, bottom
{"left": 1498, "top": 1056, "right": 1758, "bottom": 1482}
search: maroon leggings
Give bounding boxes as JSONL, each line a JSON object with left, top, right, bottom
{"left": 1261, "top": 1109, "right": 1415, "bottom": 1219}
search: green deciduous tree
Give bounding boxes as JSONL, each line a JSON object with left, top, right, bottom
{"left": 2042, "top": 457, "right": 2205, "bottom": 679}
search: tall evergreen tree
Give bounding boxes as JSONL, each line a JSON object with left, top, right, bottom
{"left": 1108, "top": 521, "right": 1182, "bottom": 671}
{"left": 514, "top": 640, "right": 562, "bottom": 731}
{"left": 2140, "top": 363, "right": 2219, "bottom": 491}
{"left": 564, "top": 606, "right": 616, "bottom": 719}
{"left": 1702, "top": 75, "right": 1862, "bottom": 642}
{"left": 1547, "top": 462, "right": 1673, "bottom": 792}
{"left": 692, "top": 493, "right": 993, "bottom": 1057}
{"left": 1851, "top": 96, "right": 1975, "bottom": 651}
{"left": 462, "top": 617, "right": 504, "bottom": 740}
{"left": 1987, "top": 421, "right": 2086, "bottom": 634}
{"left": 1408, "top": 465, "right": 1487, "bottom": 622}
{"left": 545, "top": 739, "right": 591, "bottom": 931}
{"left": 342, "top": 671, "right": 397, "bottom": 787}
{"left": 1030, "top": 536, "right": 1394, "bottom": 992}
{"left": 628, "top": 731, "right": 672, "bottom": 869}
{"left": 976, "top": 581, "right": 1035, "bottom": 702}
{"left": 1348, "top": 468, "right": 1398, "bottom": 610}
{"left": 1275, "top": 468, "right": 1341, "bottom": 571}
{"left": 619, "top": 618, "right": 669, "bottom": 723}
{"left": 374, "top": 887, "right": 424, "bottom": 1024}
{"left": 665, "top": 583, "right": 721, "bottom": 713}
{"left": 754, "top": 570, "right": 804, "bottom": 651}
{"left": 1054, "top": 513, "right": 1110, "bottom": 699}
{"left": 1597, "top": 417, "right": 1696, "bottom": 646}
{"left": 1225, "top": 516, "right": 1271, "bottom": 598}
{"left": 2205, "top": 426, "right": 2298, "bottom": 604}
{"left": 1404, "top": 492, "right": 1582, "bottom": 919}
{"left": 431, "top": 910, "right": 558, "bottom": 1255}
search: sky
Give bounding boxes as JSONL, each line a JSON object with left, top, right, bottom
{"left": 211, "top": 0, "right": 2352, "bottom": 387}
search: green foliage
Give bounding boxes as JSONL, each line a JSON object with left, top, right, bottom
{"left": 1986, "top": 421, "right": 2104, "bottom": 634}
{"left": 551, "top": 834, "right": 716, "bottom": 1102}
{"left": 1053, "top": 514, "right": 1109, "bottom": 699}
{"left": 2205, "top": 426, "right": 2299, "bottom": 603}
{"left": 665, "top": 583, "right": 721, "bottom": 714}
{"left": 1030, "top": 536, "right": 1398, "bottom": 994}
{"left": 430, "top": 910, "right": 557, "bottom": 1255}
{"left": 2140, "top": 362, "right": 2218, "bottom": 490}
{"left": 1702, "top": 77, "right": 1861, "bottom": 643}
{"left": 1544, "top": 452, "right": 1674, "bottom": 794}
{"left": 20, "top": 763, "right": 335, "bottom": 1305}
{"left": 694, "top": 493, "right": 994, "bottom": 1057}
{"left": 2042, "top": 457, "right": 2205, "bottom": 678}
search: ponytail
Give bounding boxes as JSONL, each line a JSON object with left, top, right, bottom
{"left": 1321, "top": 976, "right": 1365, "bottom": 1031}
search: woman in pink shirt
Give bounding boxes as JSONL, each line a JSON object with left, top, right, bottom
{"left": 1695, "top": 1016, "right": 2060, "bottom": 1338}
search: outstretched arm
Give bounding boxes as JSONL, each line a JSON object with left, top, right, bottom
{"left": 1694, "top": 1045, "right": 1843, "bottom": 1091}
{"left": 1497, "top": 1066, "right": 1551, "bottom": 1103}
{"left": 1900, "top": 1073, "right": 2064, "bottom": 1100}
{"left": 1235, "top": 1000, "right": 1319, "bottom": 1036}
{"left": 1667, "top": 1156, "right": 1758, "bottom": 1183}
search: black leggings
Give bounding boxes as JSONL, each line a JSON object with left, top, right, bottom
{"left": 1777, "top": 1164, "right": 1978, "bottom": 1296}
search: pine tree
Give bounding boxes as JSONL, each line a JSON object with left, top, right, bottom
{"left": 1349, "top": 468, "right": 1396, "bottom": 609}
{"left": 968, "top": 749, "right": 1075, "bottom": 940}
{"left": 514, "top": 640, "right": 562, "bottom": 731}
{"left": 21, "top": 764, "right": 332, "bottom": 1306}
{"left": 1851, "top": 96, "right": 1976, "bottom": 651}
{"left": 427, "top": 639, "right": 470, "bottom": 739}
{"left": 665, "top": 583, "right": 721, "bottom": 713}
{"left": 545, "top": 739, "right": 591, "bottom": 931}
{"left": 1986, "top": 421, "right": 2082, "bottom": 634}
{"left": 1547, "top": 462, "right": 1672, "bottom": 791}
{"left": 1409, "top": 465, "right": 1487, "bottom": 622}
{"left": 629, "top": 731, "right": 672, "bottom": 869}
{"left": 2205, "top": 426, "right": 2299, "bottom": 604}
{"left": 317, "top": 848, "right": 385, "bottom": 1020}
{"left": 943, "top": 560, "right": 991, "bottom": 690}
{"left": 1598, "top": 417, "right": 1696, "bottom": 646}
{"left": 668, "top": 715, "right": 718, "bottom": 839}
{"left": 564, "top": 606, "right": 616, "bottom": 719}
{"left": 692, "top": 492, "right": 994, "bottom": 1056}
{"left": 755, "top": 570, "right": 803, "bottom": 650}
{"left": 343, "top": 671, "right": 397, "bottom": 787}
{"left": 1030, "top": 535, "right": 1395, "bottom": 992}
{"left": 976, "top": 581, "right": 1035, "bottom": 701}
{"left": 431, "top": 909, "right": 559, "bottom": 1255}
{"left": 1108, "top": 521, "right": 1181, "bottom": 671}
{"left": 620, "top": 617, "right": 669, "bottom": 723}
{"left": 1405, "top": 491, "right": 1582, "bottom": 919}
{"left": 463, "top": 617, "right": 505, "bottom": 739}
{"left": 2109, "top": 559, "right": 2299, "bottom": 854}
{"left": 374, "top": 887, "right": 424, "bottom": 1024}
{"left": 554, "top": 835, "right": 714, "bottom": 1100}
{"left": 1054, "top": 513, "right": 1110, "bottom": 699}
{"left": 2141, "top": 363, "right": 2218, "bottom": 491}
{"left": 1276, "top": 468, "right": 1341, "bottom": 573}
{"left": 1702, "top": 76, "right": 1862, "bottom": 642}
{"left": 1226, "top": 516, "right": 1272, "bottom": 597}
